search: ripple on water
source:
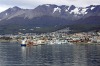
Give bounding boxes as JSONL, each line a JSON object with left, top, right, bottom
{"left": 0, "top": 43, "right": 100, "bottom": 66}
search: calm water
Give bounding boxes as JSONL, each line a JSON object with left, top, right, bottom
{"left": 0, "top": 42, "right": 100, "bottom": 66}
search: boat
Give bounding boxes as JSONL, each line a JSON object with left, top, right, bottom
{"left": 21, "top": 39, "right": 27, "bottom": 46}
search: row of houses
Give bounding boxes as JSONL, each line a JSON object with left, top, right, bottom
{"left": 0, "top": 31, "right": 100, "bottom": 44}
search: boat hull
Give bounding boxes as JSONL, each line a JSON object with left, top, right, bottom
{"left": 21, "top": 44, "right": 26, "bottom": 46}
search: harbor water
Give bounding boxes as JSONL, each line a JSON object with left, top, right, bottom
{"left": 0, "top": 42, "right": 100, "bottom": 66}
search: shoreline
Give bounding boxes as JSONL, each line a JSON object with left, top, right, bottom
{"left": 73, "top": 42, "right": 100, "bottom": 45}
{"left": 0, "top": 39, "right": 100, "bottom": 45}
{"left": 0, "top": 39, "right": 18, "bottom": 43}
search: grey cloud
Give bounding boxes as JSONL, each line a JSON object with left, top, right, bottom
{"left": 0, "top": 0, "right": 100, "bottom": 12}
{"left": 0, "top": 0, "right": 100, "bottom": 7}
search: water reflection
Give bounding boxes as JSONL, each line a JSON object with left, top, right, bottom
{"left": 85, "top": 45, "right": 100, "bottom": 66}
{"left": 0, "top": 43, "right": 100, "bottom": 66}
{"left": 21, "top": 46, "right": 26, "bottom": 64}
{"left": 73, "top": 45, "right": 87, "bottom": 66}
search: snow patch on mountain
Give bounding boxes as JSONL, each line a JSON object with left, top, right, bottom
{"left": 65, "top": 9, "right": 68, "bottom": 12}
{"left": 67, "top": 6, "right": 70, "bottom": 10}
{"left": 45, "top": 4, "right": 50, "bottom": 7}
{"left": 53, "top": 7, "right": 61, "bottom": 13}
{"left": 91, "top": 7, "right": 95, "bottom": 10}
{"left": 81, "top": 8, "right": 88, "bottom": 14}
{"left": 5, "top": 13, "right": 8, "bottom": 16}
{"left": 70, "top": 8, "right": 79, "bottom": 14}
{"left": 70, "top": 7, "right": 88, "bottom": 15}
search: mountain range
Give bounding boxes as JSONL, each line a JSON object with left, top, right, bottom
{"left": 0, "top": 4, "right": 100, "bottom": 34}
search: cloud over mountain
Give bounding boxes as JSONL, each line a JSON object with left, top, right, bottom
{"left": 0, "top": 0, "right": 100, "bottom": 12}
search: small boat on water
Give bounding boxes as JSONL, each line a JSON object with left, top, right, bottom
{"left": 21, "top": 39, "right": 27, "bottom": 46}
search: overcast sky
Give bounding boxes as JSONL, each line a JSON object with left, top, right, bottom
{"left": 0, "top": 0, "right": 100, "bottom": 12}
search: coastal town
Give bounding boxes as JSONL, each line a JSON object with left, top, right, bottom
{"left": 0, "top": 30, "right": 100, "bottom": 46}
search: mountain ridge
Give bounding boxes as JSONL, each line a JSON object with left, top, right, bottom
{"left": 0, "top": 4, "right": 100, "bottom": 20}
{"left": 0, "top": 4, "right": 100, "bottom": 34}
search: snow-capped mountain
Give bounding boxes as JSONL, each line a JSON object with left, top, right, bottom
{"left": 0, "top": 4, "right": 100, "bottom": 21}
{"left": 0, "top": 4, "right": 100, "bottom": 34}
